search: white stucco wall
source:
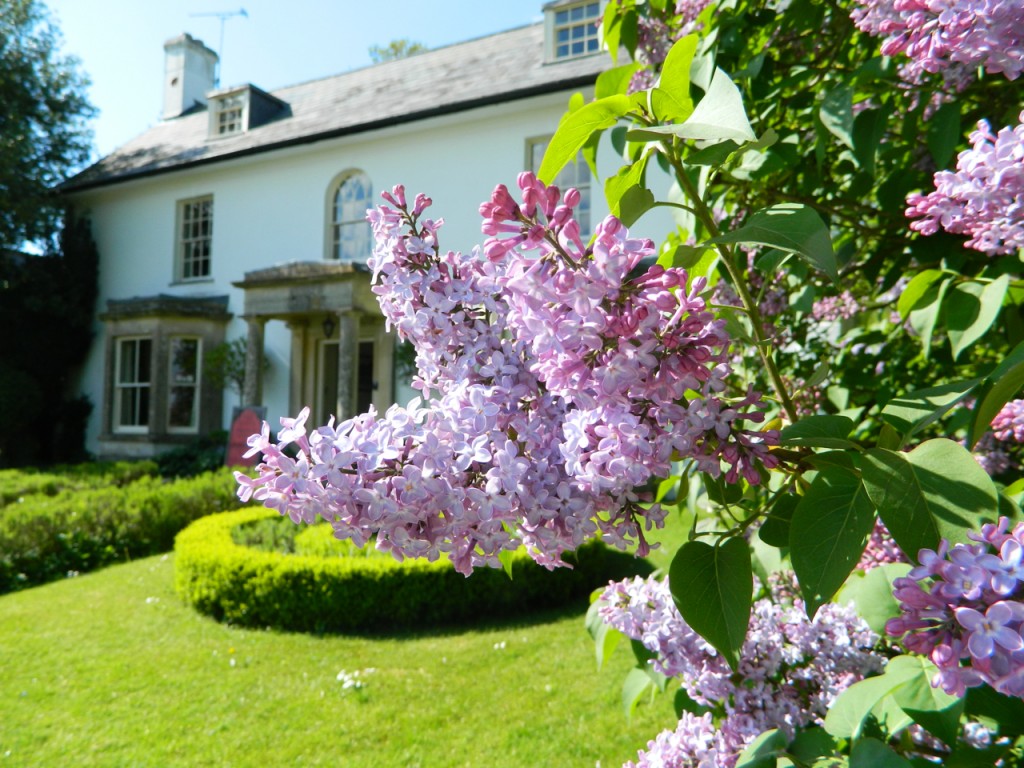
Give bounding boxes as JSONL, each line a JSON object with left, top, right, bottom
{"left": 70, "top": 88, "right": 677, "bottom": 457}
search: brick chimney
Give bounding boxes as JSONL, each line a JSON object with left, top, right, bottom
{"left": 162, "top": 33, "right": 218, "bottom": 120}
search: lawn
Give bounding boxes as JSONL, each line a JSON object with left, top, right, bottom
{"left": 0, "top": 514, "right": 687, "bottom": 767}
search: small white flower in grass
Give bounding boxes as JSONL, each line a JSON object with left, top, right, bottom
{"left": 493, "top": 641, "right": 506, "bottom": 651}
{"left": 144, "top": 596, "right": 158, "bottom": 604}
{"left": 336, "top": 668, "right": 375, "bottom": 691}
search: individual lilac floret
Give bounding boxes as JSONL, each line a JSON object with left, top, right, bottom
{"left": 992, "top": 399, "right": 1024, "bottom": 444}
{"left": 602, "top": 573, "right": 880, "bottom": 768}
{"left": 887, "top": 517, "right": 1024, "bottom": 698}
{"left": 237, "top": 179, "right": 779, "bottom": 575}
{"left": 851, "top": 0, "right": 1024, "bottom": 86}
{"left": 906, "top": 112, "right": 1024, "bottom": 256}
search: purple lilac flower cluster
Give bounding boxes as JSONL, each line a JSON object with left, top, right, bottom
{"left": 851, "top": 0, "right": 1024, "bottom": 86}
{"left": 237, "top": 177, "right": 778, "bottom": 574}
{"left": 601, "top": 574, "right": 881, "bottom": 767}
{"left": 906, "top": 112, "right": 1024, "bottom": 256}
{"left": 992, "top": 399, "right": 1024, "bottom": 444}
{"left": 886, "top": 517, "right": 1024, "bottom": 698}
{"left": 811, "top": 290, "right": 861, "bottom": 323}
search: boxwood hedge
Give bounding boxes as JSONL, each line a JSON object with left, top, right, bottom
{"left": 0, "top": 468, "right": 242, "bottom": 593}
{"left": 0, "top": 461, "right": 158, "bottom": 507}
{"left": 175, "top": 508, "right": 652, "bottom": 633}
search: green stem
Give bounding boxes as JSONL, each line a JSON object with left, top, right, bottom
{"left": 667, "top": 147, "right": 800, "bottom": 424}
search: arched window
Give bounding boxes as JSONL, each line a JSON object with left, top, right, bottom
{"left": 328, "top": 171, "right": 372, "bottom": 262}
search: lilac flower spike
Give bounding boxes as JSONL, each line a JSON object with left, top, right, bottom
{"left": 906, "top": 112, "right": 1024, "bottom": 256}
{"left": 237, "top": 178, "right": 779, "bottom": 574}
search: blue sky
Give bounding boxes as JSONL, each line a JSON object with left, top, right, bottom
{"left": 46, "top": 1, "right": 543, "bottom": 161}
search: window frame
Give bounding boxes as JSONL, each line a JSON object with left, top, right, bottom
{"left": 113, "top": 336, "right": 153, "bottom": 434}
{"left": 166, "top": 335, "right": 202, "bottom": 434}
{"left": 176, "top": 195, "right": 214, "bottom": 282}
{"left": 325, "top": 170, "right": 373, "bottom": 263}
{"left": 546, "top": 1, "right": 603, "bottom": 61}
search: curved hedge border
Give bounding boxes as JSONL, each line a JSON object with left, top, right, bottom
{"left": 0, "top": 468, "right": 242, "bottom": 593}
{"left": 175, "top": 508, "right": 652, "bottom": 633}
{"left": 0, "top": 461, "right": 158, "bottom": 507}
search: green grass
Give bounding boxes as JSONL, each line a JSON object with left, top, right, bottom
{"left": 0, "top": 514, "right": 688, "bottom": 767}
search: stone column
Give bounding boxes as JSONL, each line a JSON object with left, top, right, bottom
{"left": 336, "top": 310, "right": 360, "bottom": 420}
{"left": 242, "top": 316, "right": 266, "bottom": 407}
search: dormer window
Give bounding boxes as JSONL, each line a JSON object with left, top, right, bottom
{"left": 215, "top": 93, "right": 244, "bottom": 136}
{"left": 545, "top": 1, "right": 603, "bottom": 61}
{"left": 206, "top": 84, "right": 287, "bottom": 140}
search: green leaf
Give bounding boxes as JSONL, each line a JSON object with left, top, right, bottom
{"left": 674, "top": 66, "right": 756, "bottom": 143}
{"left": 759, "top": 493, "right": 798, "bottom": 548}
{"left": 498, "top": 548, "right": 515, "bottom": 580}
{"left": 789, "top": 728, "right": 837, "bottom": 764}
{"left": 849, "top": 738, "right": 913, "bottom": 768}
{"left": 926, "top": 101, "right": 961, "bottom": 169}
{"left": 707, "top": 204, "right": 838, "bottom": 282}
{"left": 669, "top": 537, "right": 752, "bottom": 670}
{"left": 852, "top": 108, "right": 886, "bottom": 176}
{"left": 585, "top": 599, "right": 621, "bottom": 671}
{"left": 779, "top": 415, "right": 857, "bottom": 450}
{"left": 736, "top": 729, "right": 788, "bottom": 768}
{"left": 890, "top": 656, "right": 964, "bottom": 746}
{"left": 538, "top": 95, "right": 632, "bottom": 185}
{"left": 685, "top": 139, "right": 744, "bottom": 166}
{"left": 836, "top": 563, "right": 912, "bottom": 635}
{"left": 880, "top": 378, "right": 980, "bottom": 443}
{"left": 908, "top": 277, "right": 951, "bottom": 360}
{"left": 897, "top": 269, "right": 944, "bottom": 320}
{"left": 596, "top": 63, "right": 644, "bottom": 100}
{"left": 605, "top": 151, "right": 653, "bottom": 224}
{"left": 824, "top": 658, "right": 919, "bottom": 739}
{"left": 861, "top": 439, "right": 1000, "bottom": 559}
{"left": 969, "top": 341, "right": 1024, "bottom": 447}
{"left": 654, "top": 35, "right": 697, "bottom": 122}
{"left": 622, "top": 666, "right": 655, "bottom": 719}
{"left": 964, "top": 685, "right": 1024, "bottom": 738}
{"left": 819, "top": 85, "right": 854, "bottom": 149}
{"left": 790, "top": 465, "right": 876, "bottom": 618}
{"left": 946, "top": 275, "right": 1009, "bottom": 361}
{"left": 674, "top": 687, "right": 710, "bottom": 718}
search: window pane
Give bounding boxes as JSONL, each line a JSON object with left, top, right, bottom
{"left": 168, "top": 387, "right": 196, "bottom": 428}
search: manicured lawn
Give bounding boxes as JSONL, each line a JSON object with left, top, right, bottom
{"left": 0, "top": 515, "right": 686, "bottom": 767}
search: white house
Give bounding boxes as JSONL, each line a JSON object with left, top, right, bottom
{"left": 60, "top": 1, "right": 672, "bottom": 460}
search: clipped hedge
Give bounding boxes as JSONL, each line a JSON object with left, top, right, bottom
{"left": 0, "top": 468, "right": 242, "bottom": 593}
{"left": 175, "top": 508, "right": 652, "bottom": 633}
{"left": 0, "top": 461, "right": 158, "bottom": 507}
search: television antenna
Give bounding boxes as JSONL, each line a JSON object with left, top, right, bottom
{"left": 189, "top": 8, "right": 248, "bottom": 86}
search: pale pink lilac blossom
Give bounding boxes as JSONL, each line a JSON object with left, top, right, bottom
{"left": 851, "top": 0, "right": 1024, "bottom": 86}
{"left": 906, "top": 112, "right": 1024, "bottom": 256}
{"left": 237, "top": 177, "right": 778, "bottom": 574}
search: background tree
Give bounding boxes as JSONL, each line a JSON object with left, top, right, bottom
{"left": 0, "top": 212, "right": 98, "bottom": 466}
{"left": 0, "top": 0, "right": 95, "bottom": 249}
{"left": 368, "top": 38, "right": 427, "bottom": 64}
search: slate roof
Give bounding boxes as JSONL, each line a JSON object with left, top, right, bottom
{"left": 60, "top": 23, "right": 609, "bottom": 193}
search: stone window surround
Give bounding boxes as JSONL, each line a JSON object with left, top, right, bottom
{"left": 98, "top": 295, "right": 231, "bottom": 459}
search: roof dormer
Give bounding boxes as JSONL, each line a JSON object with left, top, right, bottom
{"left": 543, "top": 0, "right": 605, "bottom": 62}
{"left": 206, "top": 84, "right": 289, "bottom": 139}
